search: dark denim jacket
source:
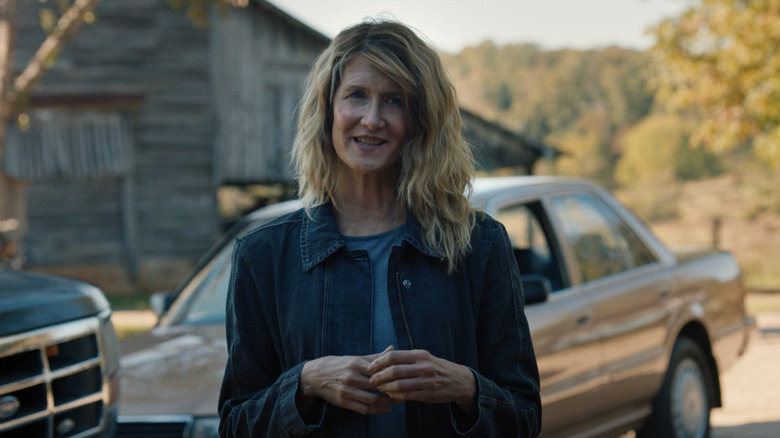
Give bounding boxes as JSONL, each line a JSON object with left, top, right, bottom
{"left": 218, "top": 204, "right": 541, "bottom": 437}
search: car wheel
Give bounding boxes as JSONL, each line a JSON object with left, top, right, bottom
{"left": 637, "top": 337, "right": 714, "bottom": 438}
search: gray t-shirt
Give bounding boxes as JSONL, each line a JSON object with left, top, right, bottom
{"left": 343, "top": 224, "right": 407, "bottom": 437}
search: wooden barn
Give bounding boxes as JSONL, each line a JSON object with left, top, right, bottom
{"left": 0, "top": 0, "right": 556, "bottom": 293}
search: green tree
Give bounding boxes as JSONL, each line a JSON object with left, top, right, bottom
{"left": 652, "top": 0, "right": 780, "bottom": 168}
{"left": 615, "top": 114, "right": 722, "bottom": 187}
{"left": 551, "top": 105, "right": 615, "bottom": 186}
{"left": 442, "top": 43, "right": 657, "bottom": 182}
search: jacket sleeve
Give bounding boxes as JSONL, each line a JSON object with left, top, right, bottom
{"left": 454, "top": 219, "right": 542, "bottom": 437}
{"left": 218, "top": 236, "right": 325, "bottom": 438}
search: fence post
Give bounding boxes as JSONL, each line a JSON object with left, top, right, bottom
{"left": 712, "top": 217, "right": 722, "bottom": 249}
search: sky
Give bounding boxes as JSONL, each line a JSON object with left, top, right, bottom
{"left": 269, "top": 0, "right": 695, "bottom": 53}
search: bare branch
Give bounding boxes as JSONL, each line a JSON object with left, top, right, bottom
{"left": 13, "top": 0, "right": 101, "bottom": 97}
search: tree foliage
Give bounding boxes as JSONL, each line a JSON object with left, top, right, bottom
{"left": 168, "top": 0, "right": 243, "bottom": 28}
{"left": 552, "top": 105, "right": 615, "bottom": 186}
{"left": 0, "top": 0, "right": 100, "bottom": 152}
{"left": 443, "top": 43, "right": 655, "bottom": 142}
{"left": 651, "top": 0, "right": 780, "bottom": 168}
{"left": 615, "top": 114, "right": 722, "bottom": 187}
{"left": 441, "top": 43, "right": 656, "bottom": 185}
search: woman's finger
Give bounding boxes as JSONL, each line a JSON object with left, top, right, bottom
{"left": 328, "top": 384, "right": 401, "bottom": 415}
{"left": 367, "top": 348, "right": 424, "bottom": 374}
{"left": 300, "top": 355, "right": 401, "bottom": 415}
{"left": 362, "top": 345, "right": 395, "bottom": 364}
{"left": 367, "top": 350, "right": 476, "bottom": 406}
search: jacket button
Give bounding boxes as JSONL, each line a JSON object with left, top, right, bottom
{"left": 402, "top": 279, "right": 412, "bottom": 289}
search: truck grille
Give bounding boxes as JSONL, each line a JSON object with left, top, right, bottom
{"left": 0, "top": 317, "right": 109, "bottom": 438}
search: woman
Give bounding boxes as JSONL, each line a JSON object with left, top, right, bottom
{"left": 218, "top": 19, "right": 541, "bottom": 437}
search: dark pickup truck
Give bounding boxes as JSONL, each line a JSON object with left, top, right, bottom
{"left": 0, "top": 270, "right": 120, "bottom": 438}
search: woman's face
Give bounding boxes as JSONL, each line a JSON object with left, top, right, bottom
{"left": 331, "top": 55, "right": 408, "bottom": 181}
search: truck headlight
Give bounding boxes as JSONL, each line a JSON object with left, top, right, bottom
{"left": 99, "top": 310, "right": 121, "bottom": 407}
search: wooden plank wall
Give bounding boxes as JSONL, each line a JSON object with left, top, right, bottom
{"left": 210, "top": 4, "right": 328, "bottom": 183}
{"left": 7, "top": 0, "right": 547, "bottom": 279}
{"left": 25, "top": 177, "right": 124, "bottom": 265}
{"left": 13, "top": 0, "right": 220, "bottom": 269}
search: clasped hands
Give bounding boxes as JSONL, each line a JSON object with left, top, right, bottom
{"left": 298, "top": 346, "right": 476, "bottom": 416}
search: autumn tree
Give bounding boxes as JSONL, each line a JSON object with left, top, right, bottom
{"left": 0, "top": 0, "right": 100, "bottom": 157}
{"left": 168, "top": 0, "right": 245, "bottom": 28}
{"left": 0, "top": 0, "right": 241, "bottom": 160}
{"left": 652, "top": 0, "right": 780, "bottom": 168}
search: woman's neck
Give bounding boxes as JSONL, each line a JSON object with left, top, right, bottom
{"left": 333, "top": 174, "right": 404, "bottom": 236}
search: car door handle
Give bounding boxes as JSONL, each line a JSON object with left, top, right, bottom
{"left": 577, "top": 313, "right": 591, "bottom": 325}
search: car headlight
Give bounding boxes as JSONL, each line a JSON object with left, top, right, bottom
{"left": 190, "top": 416, "right": 220, "bottom": 438}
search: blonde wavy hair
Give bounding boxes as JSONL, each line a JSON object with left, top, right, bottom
{"left": 292, "top": 19, "right": 476, "bottom": 272}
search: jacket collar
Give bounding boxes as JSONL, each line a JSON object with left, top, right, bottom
{"left": 299, "top": 203, "right": 437, "bottom": 271}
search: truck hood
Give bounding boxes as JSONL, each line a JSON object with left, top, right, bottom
{"left": 0, "top": 270, "right": 109, "bottom": 336}
{"left": 118, "top": 323, "right": 226, "bottom": 417}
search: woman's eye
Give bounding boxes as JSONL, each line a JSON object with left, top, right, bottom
{"left": 347, "top": 91, "right": 365, "bottom": 99}
{"left": 388, "top": 97, "right": 403, "bottom": 106}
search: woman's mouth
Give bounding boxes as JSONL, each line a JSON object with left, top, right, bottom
{"left": 355, "top": 136, "right": 384, "bottom": 146}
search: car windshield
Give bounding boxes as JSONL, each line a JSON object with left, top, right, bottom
{"left": 183, "top": 240, "right": 234, "bottom": 325}
{"left": 170, "top": 238, "right": 235, "bottom": 325}
{"left": 164, "top": 200, "right": 303, "bottom": 326}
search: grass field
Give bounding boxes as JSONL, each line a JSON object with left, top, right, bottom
{"left": 746, "top": 292, "right": 780, "bottom": 314}
{"left": 640, "top": 173, "right": 780, "bottom": 291}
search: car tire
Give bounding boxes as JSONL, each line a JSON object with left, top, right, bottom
{"left": 637, "top": 337, "right": 714, "bottom": 438}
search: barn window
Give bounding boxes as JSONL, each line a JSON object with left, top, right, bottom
{"left": 2, "top": 109, "right": 133, "bottom": 181}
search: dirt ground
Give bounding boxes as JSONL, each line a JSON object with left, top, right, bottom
{"left": 710, "top": 309, "right": 780, "bottom": 438}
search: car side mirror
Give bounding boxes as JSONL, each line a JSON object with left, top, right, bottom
{"left": 521, "top": 274, "right": 551, "bottom": 305}
{"left": 150, "top": 291, "right": 176, "bottom": 317}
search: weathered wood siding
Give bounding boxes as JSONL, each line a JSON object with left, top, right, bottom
{"left": 11, "top": 0, "right": 219, "bottom": 268}
{"left": 3, "top": 0, "right": 555, "bottom": 286}
{"left": 25, "top": 177, "right": 124, "bottom": 265}
{"left": 210, "top": 3, "right": 328, "bottom": 183}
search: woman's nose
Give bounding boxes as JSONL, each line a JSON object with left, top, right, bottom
{"left": 361, "top": 100, "right": 385, "bottom": 130}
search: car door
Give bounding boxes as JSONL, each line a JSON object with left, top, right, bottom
{"left": 494, "top": 200, "right": 606, "bottom": 435}
{"left": 548, "top": 192, "right": 671, "bottom": 421}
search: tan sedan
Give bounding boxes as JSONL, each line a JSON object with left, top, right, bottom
{"left": 117, "top": 176, "right": 755, "bottom": 438}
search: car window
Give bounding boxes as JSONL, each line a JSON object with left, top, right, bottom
{"left": 174, "top": 240, "right": 234, "bottom": 325}
{"left": 550, "top": 193, "right": 656, "bottom": 283}
{"left": 496, "top": 202, "right": 566, "bottom": 292}
{"left": 615, "top": 220, "right": 657, "bottom": 268}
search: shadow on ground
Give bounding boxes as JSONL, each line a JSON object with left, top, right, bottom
{"left": 713, "top": 420, "right": 780, "bottom": 438}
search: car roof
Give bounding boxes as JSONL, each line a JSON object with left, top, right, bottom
{"left": 238, "top": 176, "right": 591, "bottom": 224}
{"left": 470, "top": 175, "right": 590, "bottom": 208}
{"left": 472, "top": 175, "right": 583, "bottom": 194}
